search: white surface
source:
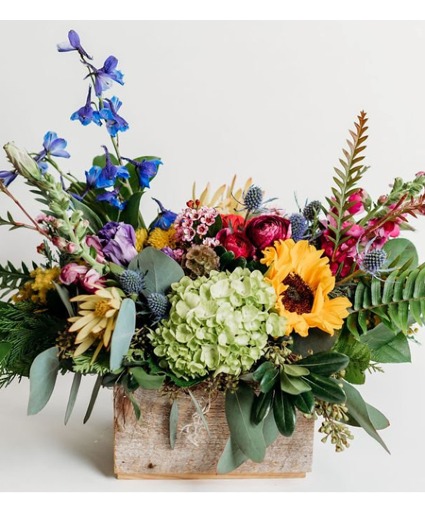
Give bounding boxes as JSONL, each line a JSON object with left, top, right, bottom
{"left": 0, "top": 21, "right": 425, "bottom": 492}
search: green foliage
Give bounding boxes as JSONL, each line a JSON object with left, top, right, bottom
{"left": 0, "top": 261, "right": 35, "bottom": 299}
{"left": 0, "top": 301, "right": 65, "bottom": 387}
{"left": 110, "top": 298, "right": 136, "bottom": 371}
{"left": 120, "top": 191, "right": 145, "bottom": 228}
{"left": 64, "top": 373, "right": 82, "bottom": 425}
{"left": 325, "top": 111, "right": 369, "bottom": 255}
{"left": 333, "top": 332, "right": 371, "bottom": 384}
{"left": 83, "top": 375, "right": 103, "bottom": 424}
{"left": 359, "top": 323, "right": 411, "bottom": 363}
{"left": 169, "top": 400, "right": 179, "bottom": 449}
{"left": 297, "top": 351, "right": 350, "bottom": 377}
{"left": 346, "top": 264, "right": 425, "bottom": 338}
{"left": 27, "top": 348, "right": 59, "bottom": 415}
{"left": 291, "top": 328, "right": 338, "bottom": 357}
{"left": 384, "top": 238, "right": 418, "bottom": 270}
{"left": 72, "top": 353, "right": 111, "bottom": 375}
{"left": 130, "top": 366, "right": 165, "bottom": 390}
{"left": 273, "top": 387, "right": 296, "bottom": 436}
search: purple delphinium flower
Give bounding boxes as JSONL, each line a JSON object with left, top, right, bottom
{"left": 71, "top": 86, "right": 102, "bottom": 127}
{"left": 150, "top": 198, "right": 177, "bottom": 230}
{"left": 96, "top": 190, "right": 126, "bottom": 211}
{"left": 86, "top": 146, "right": 129, "bottom": 189}
{"left": 57, "top": 30, "right": 92, "bottom": 60}
{"left": 0, "top": 170, "right": 18, "bottom": 187}
{"left": 97, "top": 221, "right": 137, "bottom": 266}
{"left": 86, "top": 56, "right": 124, "bottom": 97}
{"left": 99, "top": 97, "right": 129, "bottom": 137}
{"left": 37, "top": 131, "right": 71, "bottom": 161}
{"left": 123, "top": 157, "right": 162, "bottom": 188}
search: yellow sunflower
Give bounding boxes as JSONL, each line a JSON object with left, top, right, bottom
{"left": 261, "top": 239, "right": 351, "bottom": 337}
{"left": 68, "top": 287, "right": 122, "bottom": 360}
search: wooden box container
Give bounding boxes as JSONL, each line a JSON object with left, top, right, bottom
{"left": 114, "top": 386, "right": 314, "bottom": 479}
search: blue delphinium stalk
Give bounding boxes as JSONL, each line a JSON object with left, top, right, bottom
{"left": 122, "top": 158, "right": 162, "bottom": 188}
{"left": 150, "top": 198, "right": 177, "bottom": 230}
{"left": 86, "top": 146, "right": 129, "bottom": 189}
{"left": 57, "top": 29, "right": 92, "bottom": 60}
{"left": 86, "top": 56, "right": 124, "bottom": 97}
{"left": 70, "top": 86, "right": 102, "bottom": 126}
{"left": 100, "top": 97, "right": 129, "bottom": 137}
{"left": 0, "top": 170, "right": 18, "bottom": 187}
{"left": 35, "top": 131, "right": 71, "bottom": 173}
{"left": 96, "top": 190, "right": 126, "bottom": 211}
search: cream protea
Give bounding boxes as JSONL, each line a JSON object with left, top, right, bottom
{"left": 68, "top": 287, "right": 123, "bottom": 359}
{"left": 261, "top": 239, "right": 352, "bottom": 337}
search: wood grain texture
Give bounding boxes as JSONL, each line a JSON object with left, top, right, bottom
{"left": 114, "top": 386, "right": 314, "bottom": 479}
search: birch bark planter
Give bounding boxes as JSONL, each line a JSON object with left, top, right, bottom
{"left": 113, "top": 386, "right": 314, "bottom": 479}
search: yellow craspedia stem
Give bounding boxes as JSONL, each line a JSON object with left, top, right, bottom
{"left": 261, "top": 239, "right": 352, "bottom": 337}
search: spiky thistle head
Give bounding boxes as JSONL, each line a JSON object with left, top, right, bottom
{"left": 289, "top": 213, "right": 308, "bottom": 242}
{"left": 303, "top": 200, "right": 322, "bottom": 221}
{"left": 243, "top": 185, "right": 264, "bottom": 212}
{"left": 119, "top": 269, "right": 146, "bottom": 295}
{"left": 147, "top": 292, "right": 170, "bottom": 320}
{"left": 361, "top": 248, "right": 387, "bottom": 275}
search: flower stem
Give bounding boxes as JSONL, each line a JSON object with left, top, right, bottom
{"left": 45, "top": 157, "right": 79, "bottom": 185}
{"left": 335, "top": 269, "right": 362, "bottom": 287}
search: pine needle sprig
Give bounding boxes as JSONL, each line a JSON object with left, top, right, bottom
{"left": 0, "top": 261, "right": 36, "bottom": 299}
{"left": 325, "top": 111, "right": 369, "bottom": 258}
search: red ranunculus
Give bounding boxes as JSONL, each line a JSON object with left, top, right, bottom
{"left": 221, "top": 214, "right": 245, "bottom": 231}
{"left": 217, "top": 228, "right": 255, "bottom": 259}
{"left": 245, "top": 215, "right": 291, "bottom": 250}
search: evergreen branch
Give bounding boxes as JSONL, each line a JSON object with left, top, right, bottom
{"left": 0, "top": 261, "right": 35, "bottom": 298}
{"left": 326, "top": 111, "right": 369, "bottom": 258}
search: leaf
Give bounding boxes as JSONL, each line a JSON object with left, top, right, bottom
{"left": 342, "top": 380, "right": 390, "bottom": 453}
{"left": 217, "top": 437, "right": 248, "bottom": 474}
{"left": 291, "top": 328, "right": 337, "bottom": 357}
{"left": 120, "top": 191, "right": 144, "bottom": 228}
{"left": 129, "top": 247, "right": 184, "bottom": 294}
{"left": 169, "top": 400, "right": 179, "bottom": 449}
{"left": 27, "top": 347, "right": 59, "bottom": 415}
{"left": 282, "top": 364, "right": 310, "bottom": 377}
{"left": 130, "top": 367, "right": 165, "bottom": 390}
{"left": 273, "top": 388, "right": 296, "bottom": 437}
{"left": 346, "top": 402, "right": 390, "bottom": 431}
{"left": 110, "top": 299, "right": 136, "bottom": 371}
{"left": 279, "top": 370, "right": 311, "bottom": 395}
{"left": 251, "top": 390, "right": 274, "bottom": 424}
{"left": 54, "top": 283, "right": 75, "bottom": 317}
{"left": 64, "top": 372, "right": 82, "bottom": 425}
{"left": 188, "top": 390, "right": 210, "bottom": 436}
{"left": 360, "top": 323, "right": 411, "bottom": 363}
{"left": 333, "top": 333, "right": 370, "bottom": 385}
{"left": 252, "top": 361, "right": 274, "bottom": 382}
{"left": 384, "top": 238, "right": 418, "bottom": 270}
{"left": 303, "top": 373, "right": 346, "bottom": 404}
{"left": 225, "top": 383, "right": 266, "bottom": 463}
{"left": 262, "top": 407, "right": 279, "bottom": 445}
{"left": 83, "top": 375, "right": 102, "bottom": 424}
{"left": 293, "top": 390, "right": 315, "bottom": 414}
{"left": 71, "top": 197, "right": 103, "bottom": 233}
{"left": 259, "top": 367, "right": 279, "bottom": 393}
{"left": 297, "top": 351, "right": 350, "bottom": 376}
{"left": 126, "top": 389, "right": 141, "bottom": 421}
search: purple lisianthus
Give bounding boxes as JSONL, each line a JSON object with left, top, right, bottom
{"left": 100, "top": 97, "right": 129, "bottom": 137}
{"left": 0, "top": 170, "right": 18, "bottom": 187}
{"left": 57, "top": 29, "right": 92, "bottom": 60}
{"left": 86, "top": 56, "right": 124, "bottom": 97}
{"left": 71, "top": 86, "right": 102, "bottom": 127}
{"left": 97, "top": 222, "right": 138, "bottom": 266}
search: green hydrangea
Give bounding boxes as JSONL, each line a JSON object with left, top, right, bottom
{"left": 149, "top": 267, "right": 286, "bottom": 379}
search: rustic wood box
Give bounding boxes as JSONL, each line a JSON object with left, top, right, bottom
{"left": 114, "top": 386, "right": 314, "bottom": 479}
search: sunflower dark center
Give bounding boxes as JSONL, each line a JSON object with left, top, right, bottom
{"left": 281, "top": 273, "right": 314, "bottom": 315}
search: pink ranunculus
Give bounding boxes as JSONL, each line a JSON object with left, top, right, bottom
{"left": 80, "top": 268, "right": 105, "bottom": 293}
{"left": 60, "top": 263, "right": 88, "bottom": 285}
{"left": 245, "top": 215, "right": 291, "bottom": 250}
{"left": 217, "top": 228, "right": 255, "bottom": 259}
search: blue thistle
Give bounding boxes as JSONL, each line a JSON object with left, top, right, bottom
{"left": 243, "top": 185, "right": 264, "bottom": 212}
{"left": 147, "top": 292, "right": 170, "bottom": 320}
{"left": 303, "top": 200, "right": 322, "bottom": 221}
{"left": 119, "top": 269, "right": 146, "bottom": 295}
{"left": 361, "top": 249, "right": 387, "bottom": 275}
{"left": 289, "top": 213, "right": 308, "bottom": 242}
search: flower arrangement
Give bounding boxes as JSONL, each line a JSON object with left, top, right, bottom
{"left": 1, "top": 30, "right": 425, "bottom": 473}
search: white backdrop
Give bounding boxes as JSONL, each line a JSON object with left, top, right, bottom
{"left": 0, "top": 21, "right": 424, "bottom": 492}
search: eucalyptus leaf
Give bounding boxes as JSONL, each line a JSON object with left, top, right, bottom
{"left": 188, "top": 390, "right": 210, "bottom": 436}
{"left": 126, "top": 389, "right": 141, "bottom": 421}
{"left": 217, "top": 437, "right": 248, "bottom": 474}
{"left": 342, "top": 380, "right": 390, "bottom": 453}
{"left": 346, "top": 402, "right": 390, "bottom": 431}
{"left": 83, "top": 375, "right": 102, "bottom": 424}
{"left": 225, "top": 383, "right": 266, "bottom": 463}
{"left": 64, "top": 372, "right": 82, "bottom": 425}
{"left": 110, "top": 298, "right": 136, "bottom": 371}
{"left": 169, "top": 400, "right": 179, "bottom": 449}
{"left": 27, "top": 347, "right": 59, "bottom": 415}
{"left": 129, "top": 247, "right": 184, "bottom": 294}
{"left": 130, "top": 367, "right": 165, "bottom": 390}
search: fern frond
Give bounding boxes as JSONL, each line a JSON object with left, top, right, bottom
{"left": 326, "top": 111, "right": 369, "bottom": 257}
{"left": 346, "top": 265, "right": 425, "bottom": 337}
{"left": 0, "top": 261, "right": 35, "bottom": 299}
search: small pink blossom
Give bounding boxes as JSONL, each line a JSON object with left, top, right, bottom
{"left": 60, "top": 263, "right": 89, "bottom": 285}
{"left": 81, "top": 269, "right": 106, "bottom": 292}
{"left": 196, "top": 223, "right": 209, "bottom": 236}
{"left": 86, "top": 235, "right": 106, "bottom": 263}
